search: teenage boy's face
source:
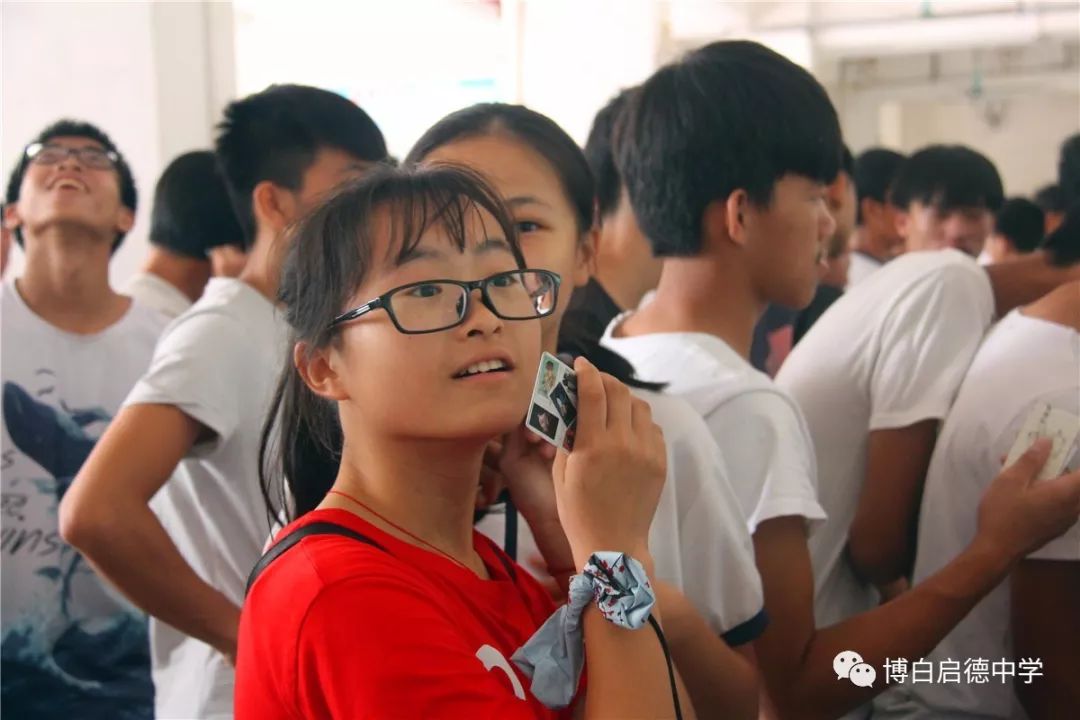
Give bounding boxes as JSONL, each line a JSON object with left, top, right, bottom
{"left": 898, "top": 201, "right": 993, "bottom": 257}
{"left": 862, "top": 198, "right": 906, "bottom": 258}
{"left": 743, "top": 174, "right": 836, "bottom": 310}
{"left": 9, "top": 136, "right": 132, "bottom": 246}
{"left": 825, "top": 172, "right": 857, "bottom": 249}
{"left": 422, "top": 134, "right": 591, "bottom": 354}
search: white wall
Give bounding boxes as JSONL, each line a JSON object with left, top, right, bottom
{"left": 514, "top": 0, "right": 662, "bottom": 144}
{"left": 233, "top": 0, "right": 510, "bottom": 159}
{"left": 837, "top": 85, "right": 1080, "bottom": 196}
{"left": 895, "top": 93, "right": 1080, "bottom": 195}
{"left": 1, "top": 1, "right": 234, "bottom": 286}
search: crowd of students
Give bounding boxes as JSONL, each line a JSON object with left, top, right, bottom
{"left": 1, "top": 38, "right": 1078, "bottom": 720}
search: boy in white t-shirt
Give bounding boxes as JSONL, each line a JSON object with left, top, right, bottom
{"left": 605, "top": 39, "right": 1080, "bottom": 720}
{"left": 776, "top": 142, "right": 1080, "bottom": 636}
{"left": 847, "top": 148, "right": 907, "bottom": 288}
{"left": 875, "top": 278, "right": 1080, "bottom": 719}
{"left": 122, "top": 150, "right": 246, "bottom": 319}
{"left": 2, "top": 120, "right": 168, "bottom": 719}
{"left": 59, "top": 86, "right": 388, "bottom": 719}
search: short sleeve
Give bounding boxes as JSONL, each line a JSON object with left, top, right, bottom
{"left": 705, "top": 390, "right": 826, "bottom": 534}
{"left": 663, "top": 423, "right": 768, "bottom": 643}
{"left": 869, "top": 270, "right": 994, "bottom": 430}
{"left": 122, "top": 309, "right": 248, "bottom": 451}
{"left": 296, "top": 573, "right": 543, "bottom": 720}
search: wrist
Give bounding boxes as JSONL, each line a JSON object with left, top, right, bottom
{"left": 570, "top": 542, "right": 653, "bottom": 576}
{"left": 965, "top": 534, "right": 1016, "bottom": 583}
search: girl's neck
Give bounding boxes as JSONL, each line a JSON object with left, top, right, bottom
{"left": 323, "top": 434, "right": 489, "bottom": 576}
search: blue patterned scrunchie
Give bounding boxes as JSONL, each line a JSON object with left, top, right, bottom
{"left": 510, "top": 552, "right": 655, "bottom": 709}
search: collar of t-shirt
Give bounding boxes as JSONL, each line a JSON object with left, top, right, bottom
{"left": 3, "top": 275, "right": 153, "bottom": 343}
{"left": 600, "top": 311, "right": 773, "bottom": 416}
{"left": 279, "top": 508, "right": 522, "bottom": 588}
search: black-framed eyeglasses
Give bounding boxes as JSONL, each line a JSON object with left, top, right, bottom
{"left": 329, "top": 269, "right": 561, "bottom": 334}
{"left": 25, "top": 143, "right": 119, "bottom": 170}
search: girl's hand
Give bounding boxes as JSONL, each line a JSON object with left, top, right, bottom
{"left": 498, "top": 426, "right": 575, "bottom": 589}
{"left": 553, "top": 357, "right": 666, "bottom": 568}
{"left": 497, "top": 425, "right": 558, "bottom": 524}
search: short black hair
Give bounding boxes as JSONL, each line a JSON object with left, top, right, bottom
{"left": 618, "top": 40, "right": 843, "bottom": 256}
{"left": 853, "top": 148, "right": 905, "bottom": 224}
{"left": 1040, "top": 202, "right": 1080, "bottom": 266}
{"left": 149, "top": 151, "right": 245, "bottom": 258}
{"left": 993, "top": 198, "right": 1044, "bottom": 253}
{"left": 839, "top": 145, "right": 854, "bottom": 179}
{"left": 1034, "top": 184, "right": 1064, "bottom": 214}
{"left": 1058, "top": 133, "right": 1080, "bottom": 207}
{"left": 584, "top": 88, "right": 637, "bottom": 220}
{"left": 406, "top": 103, "right": 594, "bottom": 233}
{"left": 215, "top": 84, "right": 387, "bottom": 244}
{"left": 4, "top": 119, "right": 137, "bottom": 253}
{"left": 890, "top": 145, "right": 1004, "bottom": 214}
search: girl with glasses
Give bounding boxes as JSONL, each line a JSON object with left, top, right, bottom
{"left": 237, "top": 164, "right": 687, "bottom": 718}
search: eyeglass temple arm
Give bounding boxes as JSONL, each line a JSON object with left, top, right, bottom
{"left": 330, "top": 298, "right": 382, "bottom": 327}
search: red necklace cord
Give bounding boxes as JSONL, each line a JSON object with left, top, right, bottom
{"left": 326, "top": 488, "right": 473, "bottom": 572}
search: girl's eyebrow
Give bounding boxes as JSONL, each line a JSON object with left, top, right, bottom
{"left": 396, "top": 245, "right": 442, "bottom": 266}
{"left": 506, "top": 195, "right": 553, "bottom": 210}
{"left": 473, "top": 236, "right": 512, "bottom": 254}
{"left": 396, "top": 236, "right": 511, "bottom": 266}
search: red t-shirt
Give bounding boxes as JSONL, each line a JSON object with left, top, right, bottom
{"left": 235, "top": 508, "right": 574, "bottom": 719}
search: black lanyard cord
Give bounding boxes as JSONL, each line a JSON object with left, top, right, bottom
{"left": 647, "top": 614, "right": 683, "bottom": 720}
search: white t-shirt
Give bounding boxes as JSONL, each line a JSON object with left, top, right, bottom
{"left": 601, "top": 321, "right": 827, "bottom": 536}
{"left": 1, "top": 277, "right": 167, "bottom": 718}
{"left": 123, "top": 277, "right": 287, "bottom": 719}
{"left": 477, "top": 389, "right": 767, "bottom": 644}
{"left": 873, "top": 310, "right": 1080, "bottom": 720}
{"left": 122, "top": 271, "right": 193, "bottom": 320}
{"left": 847, "top": 251, "right": 884, "bottom": 288}
{"left": 775, "top": 250, "right": 996, "bottom": 629}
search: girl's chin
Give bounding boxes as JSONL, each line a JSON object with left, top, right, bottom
{"left": 426, "top": 408, "right": 530, "bottom": 443}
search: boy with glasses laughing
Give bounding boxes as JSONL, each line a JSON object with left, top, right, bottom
{"left": 1, "top": 120, "right": 168, "bottom": 719}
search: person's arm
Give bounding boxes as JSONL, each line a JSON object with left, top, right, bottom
{"left": 59, "top": 403, "right": 241, "bottom": 661}
{"left": 848, "top": 420, "right": 937, "bottom": 587}
{"left": 985, "top": 251, "right": 1080, "bottom": 317}
{"left": 655, "top": 581, "right": 758, "bottom": 720}
{"left": 1012, "top": 559, "right": 1080, "bottom": 718}
{"left": 555, "top": 359, "right": 696, "bottom": 719}
{"left": 752, "top": 441, "right": 1080, "bottom": 720}
{"left": 495, "top": 426, "right": 578, "bottom": 596}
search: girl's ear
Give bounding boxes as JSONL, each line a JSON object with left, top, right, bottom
{"left": 574, "top": 227, "right": 597, "bottom": 287}
{"left": 294, "top": 341, "right": 350, "bottom": 401}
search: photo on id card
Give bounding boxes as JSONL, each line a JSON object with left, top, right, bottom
{"left": 527, "top": 352, "right": 578, "bottom": 451}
